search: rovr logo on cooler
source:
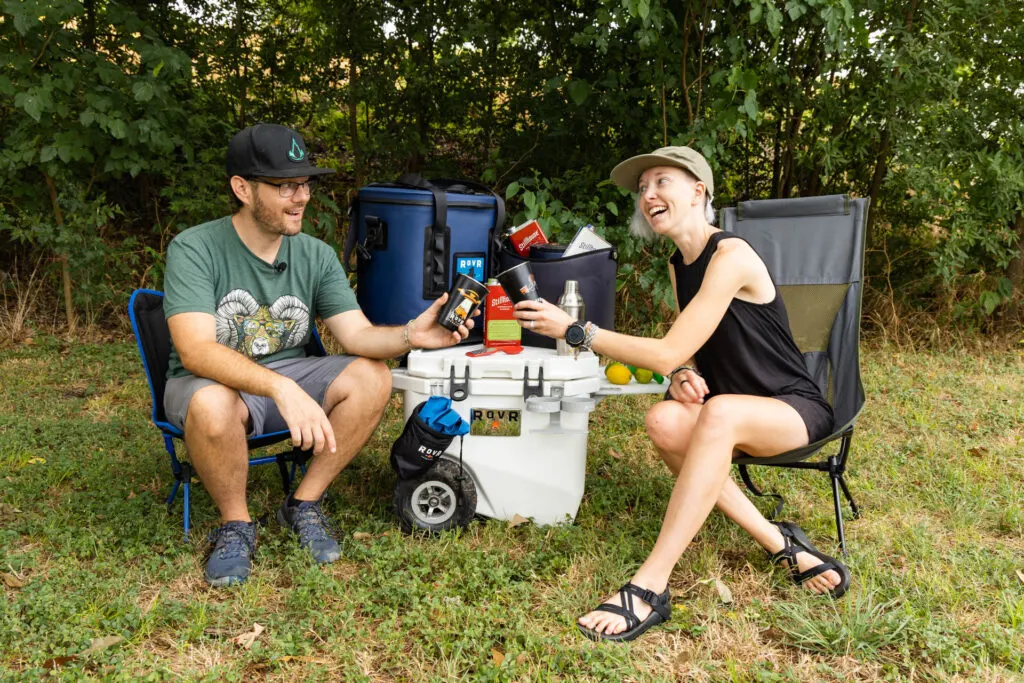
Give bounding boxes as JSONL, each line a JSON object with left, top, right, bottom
{"left": 470, "top": 409, "right": 520, "bottom": 422}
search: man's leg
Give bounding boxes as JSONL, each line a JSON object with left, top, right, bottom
{"left": 291, "top": 358, "right": 392, "bottom": 501}
{"left": 176, "top": 382, "right": 256, "bottom": 587}
{"left": 276, "top": 357, "right": 391, "bottom": 564}
{"left": 183, "top": 383, "right": 252, "bottom": 522}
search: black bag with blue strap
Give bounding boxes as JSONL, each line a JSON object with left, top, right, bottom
{"left": 390, "top": 396, "right": 470, "bottom": 480}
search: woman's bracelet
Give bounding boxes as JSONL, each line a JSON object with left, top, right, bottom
{"left": 669, "top": 365, "right": 701, "bottom": 379}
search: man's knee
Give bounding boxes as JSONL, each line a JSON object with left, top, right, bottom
{"left": 327, "top": 358, "right": 392, "bottom": 411}
{"left": 186, "top": 384, "right": 248, "bottom": 439}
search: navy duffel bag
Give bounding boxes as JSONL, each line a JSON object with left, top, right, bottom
{"left": 497, "top": 243, "right": 618, "bottom": 349}
{"left": 343, "top": 175, "right": 505, "bottom": 343}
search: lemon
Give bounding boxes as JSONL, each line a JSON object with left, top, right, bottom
{"left": 604, "top": 362, "right": 632, "bottom": 385}
{"left": 633, "top": 368, "right": 654, "bottom": 384}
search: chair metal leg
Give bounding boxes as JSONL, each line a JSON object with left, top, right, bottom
{"left": 166, "top": 480, "right": 181, "bottom": 508}
{"left": 838, "top": 474, "right": 860, "bottom": 518}
{"left": 183, "top": 480, "right": 191, "bottom": 541}
{"left": 276, "top": 454, "right": 292, "bottom": 494}
{"left": 828, "top": 457, "right": 848, "bottom": 554}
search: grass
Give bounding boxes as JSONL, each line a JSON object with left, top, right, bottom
{"left": 0, "top": 337, "right": 1022, "bottom": 680}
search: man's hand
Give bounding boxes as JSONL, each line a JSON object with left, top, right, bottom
{"left": 668, "top": 369, "right": 708, "bottom": 404}
{"left": 409, "top": 293, "right": 476, "bottom": 349}
{"left": 272, "top": 378, "right": 337, "bottom": 454}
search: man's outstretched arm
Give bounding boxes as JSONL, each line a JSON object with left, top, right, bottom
{"left": 324, "top": 293, "right": 472, "bottom": 358}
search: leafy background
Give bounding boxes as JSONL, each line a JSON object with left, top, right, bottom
{"left": 2, "top": 0, "right": 1023, "bottom": 337}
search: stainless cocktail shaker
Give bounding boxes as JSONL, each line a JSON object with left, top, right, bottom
{"left": 556, "top": 280, "right": 585, "bottom": 356}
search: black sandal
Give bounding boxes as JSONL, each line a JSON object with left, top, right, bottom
{"left": 577, "top": 582, "right": 672, "bottom": 642}
{"left": 769, "top": 521, "right": 850, "bottom": 599}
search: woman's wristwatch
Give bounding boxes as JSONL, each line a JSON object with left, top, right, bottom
{"left": 565, "top": 321, "right": 599, "bottom": 359}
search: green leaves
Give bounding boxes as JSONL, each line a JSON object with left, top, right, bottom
{"left": 132, "top": 81, "right": 156, "bottom": 103}
{"left": 14, "top": 91, "right": 46, "bottom": 122}
{"left": 567, "top": 80, "right": 592, "bottom": 106}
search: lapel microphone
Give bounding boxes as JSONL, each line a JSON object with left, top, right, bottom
{"left": 274, "top": 261, "right": 288, "bottom": 273}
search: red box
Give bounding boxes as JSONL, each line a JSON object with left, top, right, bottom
{"left": 484, "top": 280, "right": 522, "bottom": 348}
{"left": 507, "top": 219, "right": 548, "bottom": 257}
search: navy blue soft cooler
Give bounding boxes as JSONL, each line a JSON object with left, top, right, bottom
{"left": 345, "top": 182, "right": 503, "bottom": 341}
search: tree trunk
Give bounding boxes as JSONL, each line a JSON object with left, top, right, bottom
{"left": 1006, "top": 210, "right": 1024, "bottom": 319}
{"left": 680, "top": 6, "right": 693, "bottom": 126}
{"left": 43, "top": 173, "right": 75, "bottom": 331}
{"left": 865, "top": 127, "right": 890, "bottom": 249}
{"left": 348, "top": 55, "right": 362, "bottom": 189}
{"left": 235, "top": 0, "right": 247, "bottom": 128}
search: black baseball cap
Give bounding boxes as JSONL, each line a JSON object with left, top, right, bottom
{"left": 225, "top": 123, "right": 335, "bottom": 179}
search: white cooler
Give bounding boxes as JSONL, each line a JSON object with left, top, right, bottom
{"left": 390, "top": 345, "right": 604, "bottom": 525}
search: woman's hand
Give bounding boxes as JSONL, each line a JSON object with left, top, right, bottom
{"left": 668, "top": 368, "right": 708, "bottom": 404}
{"left": 513, "top": 299, "right": 574, "bottom": 339}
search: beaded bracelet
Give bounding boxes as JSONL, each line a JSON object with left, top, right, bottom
{"left": 669, "top": 364, "right": 702, "bottom": 379}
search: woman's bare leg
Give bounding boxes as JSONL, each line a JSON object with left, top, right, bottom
{"left": 579, "top": 396, "right": 839, "bottom": 637}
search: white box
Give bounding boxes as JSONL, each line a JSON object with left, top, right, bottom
{"left": 562, "top": 224, "right": 612, "bottom": 258}
{"left": 391, "top": 345, "right": 602, "bottom": 525}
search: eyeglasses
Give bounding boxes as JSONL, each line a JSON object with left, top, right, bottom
{"left": 250, "top": 177, "right": 319, "bottom": 198}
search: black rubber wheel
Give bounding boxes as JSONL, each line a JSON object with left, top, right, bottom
{"left": 393, "top": 458, "right": 477, "bottom": 534}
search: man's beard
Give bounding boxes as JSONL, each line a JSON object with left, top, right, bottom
{"left": 252, "top": 189, "right": 302, "bottom": 236}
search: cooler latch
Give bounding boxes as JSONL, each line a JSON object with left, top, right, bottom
{"left": 364, "top": 215, "right": 388, "bottom": 252}
{"left": 448, "top": 365, "right": 469, "bottom": 402}
{"left": 522, "top": 366, "right": 545, "bottom": 399}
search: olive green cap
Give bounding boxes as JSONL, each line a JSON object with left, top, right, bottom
{"left": 610, "top": 146, "right": 714, "bottom": 197}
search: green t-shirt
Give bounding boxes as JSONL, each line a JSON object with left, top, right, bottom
{"left": 163, "top": 216, "right": 359, "bottom": 379}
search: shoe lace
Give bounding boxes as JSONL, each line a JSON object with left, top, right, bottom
{"left": 293, "top": 501, "right": 338, "bottom": 545}
{"left": 210, "top": 522, "right": 255, "bottom": 560}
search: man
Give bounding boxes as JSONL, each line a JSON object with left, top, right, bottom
{"left": 162, "top": 123, "right": 472, "bottom": 586}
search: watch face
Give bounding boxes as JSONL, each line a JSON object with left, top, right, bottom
{"left": 566, "top": 323, "right": 586, "bottom": 346}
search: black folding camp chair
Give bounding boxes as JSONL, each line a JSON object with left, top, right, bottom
{"left": 721, "top": 195, "right": 868, "bottom": 553}
{"left": 129, "top": 289, "right": 326, "bottom": 539}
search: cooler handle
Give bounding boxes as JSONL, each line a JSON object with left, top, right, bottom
{"left": 423, "top": 224, "right": 451, "bottom": 299}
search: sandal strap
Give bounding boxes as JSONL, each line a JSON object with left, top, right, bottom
{"left": 620, "top": 582, "right": 672, "bottom": 620}
{"left": 770, "top": 521, "right": 846, "bottom": 587}
{"left": 593, "top": 602, "right": 640, "bottom": 631}
{"left": 792, "top": 561, "right": 840, "bottom": 585}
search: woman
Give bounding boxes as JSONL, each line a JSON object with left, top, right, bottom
{"left": 514, "top": 146, "right": 850, "bottom": 642}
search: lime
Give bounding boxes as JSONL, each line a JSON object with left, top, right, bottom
{"left": 604, "top": 362, "right": 632, "bottom": 385}
{"left": 634, "top": 368, "right": 654, "bottom": 384}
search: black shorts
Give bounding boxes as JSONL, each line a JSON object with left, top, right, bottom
{"left": 773, "top": 394, "right": 835, "bottom": 444}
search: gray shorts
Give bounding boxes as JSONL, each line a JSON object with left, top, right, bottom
{"left": 164, "top": 355, "right": 358, "bottom": 437}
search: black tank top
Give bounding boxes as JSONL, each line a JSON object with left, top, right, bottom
{"left": 670, "top": 232, "right": 830, "bottom": 412}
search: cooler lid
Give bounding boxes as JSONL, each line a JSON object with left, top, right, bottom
{"left": 358, "top": 184, "right": 497, "bottom": 209}
{"left": 406, "top": 345, "right": 600, "bottom": 381}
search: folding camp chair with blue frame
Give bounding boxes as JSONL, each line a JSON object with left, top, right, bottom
{"left": 128, "top": 288, "right": 327, "bottom": 540}
{"left": 721, "top": 194, "right": 868, "bottom": 553}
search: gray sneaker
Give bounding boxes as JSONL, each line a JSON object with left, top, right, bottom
{"left": 205, "top": 521, "right": 256, "bottom": 587}
{"left": 277, "top": 498, "right": 342, "bottom": 563}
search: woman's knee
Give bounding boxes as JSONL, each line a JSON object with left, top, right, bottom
{"left": 645, "top": 401, "right": 696, "bottom": 453}
{"left": 694, "top": 395, "right": 738, "bottom": 441}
